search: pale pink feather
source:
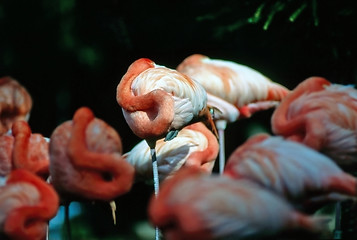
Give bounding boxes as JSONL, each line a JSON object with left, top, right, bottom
{"left": 177, "top": 54, "right": 289, "bottom": 120}
{"left": 271, "top": 76, "right": 357, "bottom": 169}
{"left": 124, "top": 122, "right": 219, "bottom": 182}
{"left": 149, "top": 167, "right": 329, "bottom": 240}
{"left": 224, "top": 133, "right": 357, "bottom": 210}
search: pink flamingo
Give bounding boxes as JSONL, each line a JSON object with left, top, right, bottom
{"left": 49, "top": 107, "right": 135, "bottom": 237}
{"left": 177, "top": 54, "right": 289, "bottom": 173}
{"left": 0, "top": 120, "right": 50, "bottom": 179}
{"left": 0, "top": 76, "right": 32, "bottom": 135}
{"left": 116, "top": 58, "right": 217, "bottom": 240}
{"left": 271, "top": 76, "right": 357, "bottom": 170}
{"left": 124, "top": 122, "right": 219, "bottom": 182}
{"left": 224, "top": 133, "right": 357, "bottom": 211}
{"left": 148, "top": 167, "right": 329, "bottom": 240}
{"left": 49, "top": 106, "right": 134, "bottom": 202}
{"left": 116, "top": 58, "right": 217, "bottom": 195}
{"left": 0, "top": 169, "right": 59, "bottom": 240}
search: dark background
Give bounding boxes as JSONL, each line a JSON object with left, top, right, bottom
{"left": 1, "top": 0, "right": 357, "bottom": 238}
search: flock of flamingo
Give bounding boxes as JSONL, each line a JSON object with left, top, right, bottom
{"left": 0, "top": 53, "right": 357, "bottom": 240}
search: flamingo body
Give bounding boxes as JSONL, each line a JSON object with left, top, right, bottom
{"left": 271, "top": 76, "right": 357, "bottom": 169}
{"left": 49, "top": 107, "right": 134, "bottom": 202}
{"left": 117, "top": 58, "right": 216, "bottom": 141}
{"left": 149, "top": 167, "right": 329, "bottom": 240}
{"left": 124, "top": 122, "right": 219, "bottom": 182}
{"left": 224, "top": 134, "right": 357, "bottom": 210}
{"left": 177, "top": 54, "right": 289, "bottom": 120}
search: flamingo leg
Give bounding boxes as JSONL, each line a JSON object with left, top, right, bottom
{"left": 216, "top": 120, "right": 227, "bottom": 174}
{"left": 65, "top": 202, "right": 72, "bottom": 240}
{"left": 333, "top": 201, "right": 342, "bottom": 239}
{"left": 46, "top": 177, "right": 51, "bottom": 240}
{"left": 46, "top": 224, "right": 49, "bottom": 240}
{"left": 150, "top": 147, "right": 160, "bottom": 197}
{"left": 146, "top": 140, "right": 161, "bottom": 240}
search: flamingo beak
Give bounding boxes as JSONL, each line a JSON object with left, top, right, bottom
{"left": 200, "top": 107, "right": 219, "bottom": 140}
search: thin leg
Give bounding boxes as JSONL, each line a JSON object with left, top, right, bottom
{"left": 150, "top": 148, "right": 160, "bottom": 196}
{"left": 46, "top": 176, "right": 51, "bottom": 240}
{"left": 65, "top": 203, "right": 72, "bottom": 240}
{"left": 46, "top": 224, "right": 49, "bottom": 240}
{"left": 333, "top": 201, "right": 342, "bottom": 239}
{"left": 147, "top": 140, "right": 160, "bottom": 240}
{"left": 215, "top": 120, "right": 227, "bottom": 174}
{"left": 151, "top": 148, "right": 161, "bottom": 240}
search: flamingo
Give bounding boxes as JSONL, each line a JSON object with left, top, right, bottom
{"left": 271, "top": 76, "right": 357, "bottom": 170}
{"left": 0, "top": 76, "right": 32, "bottom": 135}
{"left": 177, "top": 54, "right": 289, "bottom": 173}
{"left": 124, "top": 122, "right": 219, "bottom": 183}
{"left": 116, "top": 58, "right": 217, "bottom": 195}
{"left": 49, "top": 106, "right": 134, "bottom": 201}
{"left": 0, "top": 169, "right": 59, "bottom": 240}
{"left": 49, "top": 107, "right": 135, "bottom": 237}
{"left": 148, "top": 167, "right": 330, "bottom": 240}
{"left": 0, "top": 120, "right": 50, "bottom": 179}
{"left": 223, "top": 133, "right": 357, "bottom": 212}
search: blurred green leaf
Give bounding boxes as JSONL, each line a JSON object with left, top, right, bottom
{"left": 59, "top": 0, "right": 75, "bottom": 14}
{"left": 77, "top": 46, "right": 101, "bottom": 67}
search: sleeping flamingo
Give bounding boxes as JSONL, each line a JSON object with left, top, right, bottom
{"left": 49, "top": 106, "right": 134, "bottom": 201}
{"left": 0, "top": 76, "right": 32, "bottom": 135}
{"left": 0, "top": 120, "right": 50, "bottom": 179}
{"left": 124, "top": 122, "right": 219, "bottom": 183}
{"left": 271, "top": 76, "right": 357, "bottom": 170}
{"left": 49, "top": 107, "right": 135, "bottom": 237}
{"left": 223, "top": 133, "right": 357, "bottom": 212}
{"left": 148, "top": 167, "right": 329, "bottom": 240}
{"left": 0, "top": 169, "right": 59, "bottom": 240}
{"left": 177, "top": 54, "right": 289, "bottom": 173}
{"left": 116, "top": 58, "right": 217, "bottom": 196}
